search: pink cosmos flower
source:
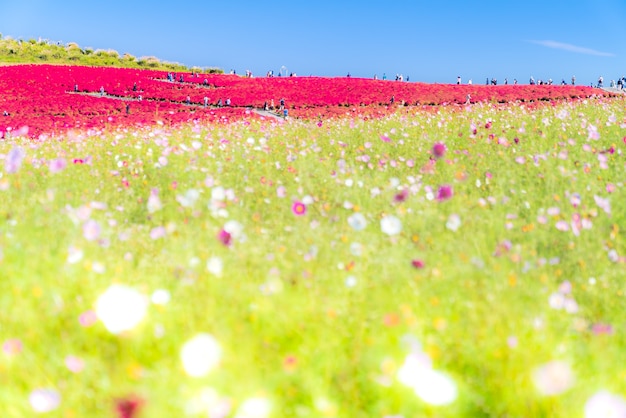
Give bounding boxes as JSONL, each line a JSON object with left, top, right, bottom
{"left": 2, "top": 338, "right": 23, "bottom": 356}
{"left": 65, "top": 355, "right": 85, "bottom": 373}
{"left": 115, "top": 395, "right": 143, "bottom": 418}
{"left": 83, "top": 219, "right": 101, "bottom": 241}
{"left": 532, "top": 361, "right": 575, "bottom": 396}
{"left": 411, "top": 259, "right": 425, "bottom": 269}
{"left": 49, "top": 158, "right": 67, "bottom": 173}
{"left": 292, "top": 201, "right": 307, "bottom": 216}
{"left": 432, "top": 142, "right": 447, "bottom": 159}
{"left": 217, "top": 229, "right": 232, "bottom": 246}
{"left": 79, "top": 310, "right": 98, "bottom": 327}
{"left": 150, "top": 226, "right": 166, "bottom": 240}
{"left": 436, "top": 185, "right": 453, "bottom": 201}
{"left": 394, "top": 189, "right": 409, "bottom": 203}
{"left": 591, "top": 323, "right": 613, "bottom": 335}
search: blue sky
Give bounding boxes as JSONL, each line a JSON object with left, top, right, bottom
{"left": 1, "top": 0, "right": 625, "bottom": 85}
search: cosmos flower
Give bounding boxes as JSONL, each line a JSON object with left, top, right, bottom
{"left": 432, "top": 142, "right": 447, "bottom": 159}
{"left": 446, "top": 214, "right": 461, "bottom": 231}
{"left": 115, "top": 395, "right": 143, "bottom": 418}
{"left": 65, "top": 355, "right": 85, "bottom": 373}
{"left": 584, "top": 391, "right": 626, "bottom": 418}
{"left": 223, "top": 220, "right": 245, "bottom": 242}
{"left": 347, "top": 213, "right": 367, "bottom": 231}
{"left": 181, "top": 333, "right": 222, "bottom": 377}
{"left": 234, "top": 397, "right": 272, "bottom": 418}
{"left": 83, "top": 219, "right": 101, "bottom": 241}
{"left": 5, "top": 147, "right": 25, "bottom": 174}
{"left": 151, "top": 289, "right": 171, "bottom": 305}
{"left": 147, "top": 188, "right": 163, "bottom": 213}
{"left": 397, "top": 354, "right": 457, "bottom": 406}
{"left": 29, "top": 388, "right": 61, "bottom": 413}
{"left": 2, "top": 338, "right": 23, "bottom": 356}
{"left": 95, "top": 285, "right": 148, "bottom": 334}
{"left": 436, "top": 185, "right": 453, "bottom": 201}
{"left": 380, "top": 215, "right": 402, "bottom": 236}
{"left": 207, "top": 256, "right": 224, "bottom": 277}
{"left": 292, "top": 201, "right": 307, "bottom": 216}
{"left": 185, "top": 387, "right": 231, "bottom": 418}
{"left": 49, "top": 158, "right": 67, "bottom": 173}
{"left": 411, "top": 259, "right": 425, "bottom": 269}
{"left": 176, "top": 189, "right": 200, "bottom": 207}
{"left": 532, "top": 361, "right": 575, "bottom": 396}
{"left": 217, "top": 229, "right": 232, "bottom": 246}
{"left": 594, "top": 195, "right": 611, "bottom": 215}
{"left": 150, "top": 226, "right": 166, "bottom": 240}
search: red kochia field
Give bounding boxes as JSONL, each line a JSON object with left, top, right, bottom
{"left": 0, "top": 64, "right": 604, "bottom": 138}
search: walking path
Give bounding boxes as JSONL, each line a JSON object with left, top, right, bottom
{"left": 67, "top": 91, "right": 286, "bottom": 121}
{"left": 601, "top": 87, "right": 626, "bottom": 95}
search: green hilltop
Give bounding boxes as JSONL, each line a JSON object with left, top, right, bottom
{"left": 0, "top": 33, "right": 222, "bottom": 73}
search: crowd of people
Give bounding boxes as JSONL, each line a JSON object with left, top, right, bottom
{"left": 451, "top": 74, "right": 626, "bottom": 89}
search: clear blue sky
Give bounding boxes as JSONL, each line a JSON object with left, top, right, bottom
{"left": 1, "top": 0, "right": 625, "bottom": 85}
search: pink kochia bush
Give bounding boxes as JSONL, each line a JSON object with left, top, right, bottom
{"left": 0, "top": 64, "right": 604, "bottom": 138}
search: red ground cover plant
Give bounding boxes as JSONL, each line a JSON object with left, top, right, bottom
{"left": 0, "top": 64, "right": 606, "bottom": 138}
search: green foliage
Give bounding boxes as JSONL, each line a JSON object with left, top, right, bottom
{"left": 0, "top": 38, "right": 223, "bottom": 73}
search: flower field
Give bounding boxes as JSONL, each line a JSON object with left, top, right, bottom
{"left": 0, "top": 64, "right": 607, "bottom": 139}
{"left": 1, "top": 64, "right": 626, "bottom": 417}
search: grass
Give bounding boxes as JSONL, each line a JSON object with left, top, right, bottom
{"left": 0, "top": 36, "right": 221, "bottom": 73}
{"left": 1, "top": 97, "right": 625, "bottom": 417}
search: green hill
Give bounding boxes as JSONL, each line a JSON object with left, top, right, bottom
{"left": 0, "top": 34, "right": 222, "bottom": 73}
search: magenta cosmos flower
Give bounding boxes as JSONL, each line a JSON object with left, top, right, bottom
{"left": 436, "top": 185, "right": 453, "bottom": 201}
{"left": 292, "top": 201, "right": 307, "bottom": 216}
{"left": 217, "top": 229, "right": 232, "bottom": 246}
{"left": 432, "top": 142, "right": 447, "bottom": 159}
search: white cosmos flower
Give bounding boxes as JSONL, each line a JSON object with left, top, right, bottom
{"left": 223, "top": 220, "right": 245, "bottom": 241}
{"left": 181, "top": 333, "right": 222, "bottom": 377}
{"left": 446, "top": 214, "right": 461, "bottom": 232}
{"left": 207, "top": 256, "right": 224, "bottom": 277}
{"left": 532, "top": 360, "right": 575, "bottom": 396}
{"left": 151, "top": 289, "right": 171, "bottom": 305}
{"left": 347, "top": 213, "right": 367, "bottom": 231}
{"left": 67, "top": 246, "right": 84, "bottom": 264}
{"left": 95, "top": 284, "right": 148, "bottom": 334}
{"left": 397, "top": 353, "right": 432, "bottom": 388}
{"left": 584, "top": 391, "right": 626, "bottom": 418}
{"left": 147, "top": 189, "right": 163, "bottom": 213}
{"left": 397, "top": 353, "right": 457, "bottom": 406}
{"left": 413, "top": 368, "right": 458, "bottom": 406}
{"left": 29, "top": 388, "right": 61, "bottom": 413}
{"left": 185, "top": 387, "right": 231, "bottom": 417}
{"left": 380, "top": 215, "right": 402, "bottom": 236}
{"left": 211, "top": 186, "right": 226, "bottom": 201}
{"left": 234, "top": 397, "right": 272, "bottom": 418}
{"left": 177, "top": 189, "right": 201, "bottom": 208}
